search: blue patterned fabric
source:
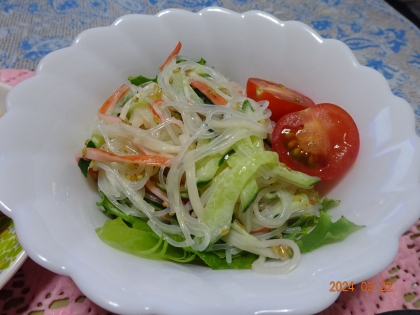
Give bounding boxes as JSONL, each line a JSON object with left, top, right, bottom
{"left": 1, "top": 0, "right": 419, "bottom": 134}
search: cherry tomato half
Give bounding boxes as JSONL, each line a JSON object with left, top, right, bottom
{"left": 246, "top": 78, "right": 315, "bottom": 122}
{"left": 271, "top": 103, "right": 360, "bottom": 181}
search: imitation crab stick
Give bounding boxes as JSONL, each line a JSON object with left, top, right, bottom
{"left": 250, "top": 227, "right": 272, "bottom": 235}
{"left": 80, "top": 148, "right": 171, "bottom": 166}
{"left": 145, "top": 181, "right": 170, "bottom": 206}
{"left": 190, "top": 81, "right": 227, "bottom": 105}
{"left": 151, "top": 99, "right": 164, "bottom": 117}
{"left": 98, "top": 84, "right": 131, "bottom": 115}
{"left": 97, "top": 113, "right": 123, "bottom": 125}
{"left": 159, "top": 41, "right": 182, "bottom": 71}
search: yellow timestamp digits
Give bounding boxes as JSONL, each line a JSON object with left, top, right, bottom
{"left": 329, "top": 281, "right": 355, "bottom": 292}
{"left": 329, "top": 281, "right": 393, "bottom": 293}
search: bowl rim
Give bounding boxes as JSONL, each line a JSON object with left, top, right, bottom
{"left": 0, "top": 82, "right": 11, "bottom": 115}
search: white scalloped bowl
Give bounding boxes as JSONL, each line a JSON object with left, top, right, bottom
{"left": 1, "top": 7, "right": 419, "bottom": 315}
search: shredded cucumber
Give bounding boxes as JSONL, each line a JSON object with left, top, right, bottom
{"left": 202, "top": 151, "right": 278, "bottom": 243}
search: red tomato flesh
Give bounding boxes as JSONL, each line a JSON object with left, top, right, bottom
{"left": 271, "top": 103, "right": 360, "bottom": 181}
{"left": 246, "top": 78, "right": 315, "bottom": 122}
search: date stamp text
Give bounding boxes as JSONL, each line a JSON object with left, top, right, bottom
{"left": 329, "top": 281, "right": 393, "bottom": 293}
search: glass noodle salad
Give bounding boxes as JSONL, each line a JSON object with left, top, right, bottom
{"left": 77, "top": 42, "right": 361, "bottom": 274}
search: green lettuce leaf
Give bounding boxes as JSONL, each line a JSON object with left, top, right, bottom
{"left": 96, "top": 217, "right": 195, "bottom": 263}
{"left": 95, "top": 192, "right": 361, "bottom": 268}
{"left": 197, "top": 57, "right": 206, "bottom": 65}
{"left": 284, "top": 211, "right": 363, "bottom": 253}
{"left": 321, "top": 197, "right": 340, "bottom": 211}
{"left": 128, "top": 75, "right": 158, "bottom": 86}
{"left": 177, "top": 56, "right": 207, "bottom": 64}
{"left": 189, "top": 249, "right": 258, "bottom": 270}
{"left": 96, "top": 217, "right": 258, "bottom": 269}
{"left": 95, "top": 192, "right": 257, "bottom": 269}
{"left": 283, "top": 214, "right": 318, "bottom": 242}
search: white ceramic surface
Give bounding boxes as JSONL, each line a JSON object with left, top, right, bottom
{"left": 0, "top": 7, "right": 419, "bottom": 315}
